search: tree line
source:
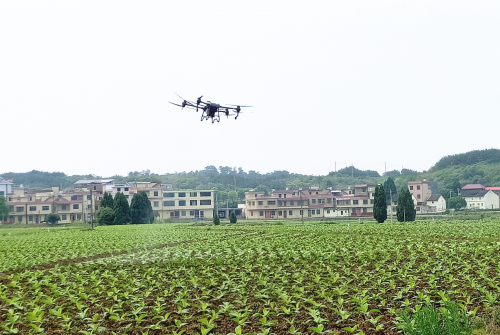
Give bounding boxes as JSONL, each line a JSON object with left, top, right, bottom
{"left": 97, "top": 191, "right": 154, "bottom": 225}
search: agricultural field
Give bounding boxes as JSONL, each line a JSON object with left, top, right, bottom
{"left": 1, "top": 220, "right": 500, "bottom": 334}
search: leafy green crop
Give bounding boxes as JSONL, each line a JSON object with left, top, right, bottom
{"left": 1, "top": 220, "right": 500, "bottom": 334}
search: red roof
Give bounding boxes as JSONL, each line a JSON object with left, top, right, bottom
{"left": 462, "top": 184, "right": 485, "bottom": 190}
{"left": 486, "top": 187, "right": 500, "bottom": 191}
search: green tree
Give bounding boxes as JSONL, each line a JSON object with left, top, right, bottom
{"left": 96, "top": 207, "right": 115, "bottom": 226}
{"left": 46, "top": 213, "right": 61, "bottom": 226}
{"left": 373, "top": 184, "right": 387, "bottom": 223}
{"left": 213, "top": 213, "right": 220, "bottom": 225}
{"left": 100, "top": 192, "right": 114, "bottom": 208}
{"left": 384, "top": 177, "right": 397, "bottom": 204}
{"left": 396, "top": 188, "right": 416, "bottom": 222}
{"left": 447, "top": 196, "right": 467, "bottom": 210}
{"left": 130, "top": 192, "right": 154, "bottom": 224}
{"left": 229, "top": 210, "right": 237, "bottom": 224}
{"left": 0, "top": 196, "right": 9, "bottom": 222}
{"left": 113, "top": 192, "right": 130, "bottom": 225}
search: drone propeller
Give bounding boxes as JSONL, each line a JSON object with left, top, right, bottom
{"left": 226, "top": 104, "right": 254, "bottom": 107}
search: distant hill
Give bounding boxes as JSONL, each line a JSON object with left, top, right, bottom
{"left": 3, "top": 149, "right": 500, "bottom": 203}
{"left": 429, "top": 149, "right": 500, "bottom": 172}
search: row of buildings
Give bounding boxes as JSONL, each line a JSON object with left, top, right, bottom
{"left": 1, "top": 178, "right": 214, "bottom": 224}
{"left": 244, "top": 180, "right": 448, "bottom": 219}
{"left": 1, "top": 177, "right": 499, "bottom": 224}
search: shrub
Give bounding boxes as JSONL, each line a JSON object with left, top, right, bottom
{"left": 96, "top": 207, "right": 115, "bottom": 226}
{"left": 229, "top": 211, "right": 237, "bottom": 224}
{"left": 213, "top": 214, "right": 220, "bottom": 225}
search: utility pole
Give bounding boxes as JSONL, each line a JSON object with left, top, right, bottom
{"left": 90, "top": 185, "right": 94, "bottom": 229}
{"left": 226, "top": 198, "right": 229, "bottom": 220}
{"left": 390, "top": 188, "right": 393, "bottom": 223}
{"left": 300, "top": 190, "right": 303, "bottom": 224}
{"left": 351, "top": 164, "right": 353, "bottom": 178}
{"left": 449, "top": 190, "right": 452, "bottom": 199}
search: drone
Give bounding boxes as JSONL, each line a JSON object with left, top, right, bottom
{"left": 170, "top": 94, "right": 252, "bottom": 123}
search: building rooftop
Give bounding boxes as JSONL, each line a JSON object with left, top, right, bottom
{"left": 461, "top": 189, "right": 489, "bottom": 197}
{"left": 427, "top": 194, "right": 442, "bottom": 201}
{"left": 74, "top": 179, "right": 115, "bottom": 185}
{"left": 462, "top": 184, "right": 485, "bottom": 190}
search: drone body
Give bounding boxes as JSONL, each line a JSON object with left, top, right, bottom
{"left": 170, "top": 94, "right": 252, "bottom": 123}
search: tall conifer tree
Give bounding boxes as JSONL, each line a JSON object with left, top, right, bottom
{"left": 373, "top": 184, "right": 387, "bottom": 223}
{"left": 130, "top": 192, "right": 154, "bottom": 224}
{"left": 113, "top": 192, "right": 130, "bottom": 225}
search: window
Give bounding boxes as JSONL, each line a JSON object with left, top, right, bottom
{"left": 363, "top": 208, "right": 367, "bottom": 213}
{"left": 9, "top": 206, "right": 13, "bottom": 212}
{"left": 278, "top": 194, "right": 282, "bottom": 198}
{"left": 290, "top": 200, "right": 294, "bottom": 206}
{"left": 164, "top": 193, "right": 175, "bottom": 198}
{"left": 410, "top": 186, "right": 413, "bottom": 190}
{"left": 87, "top": 205, "right": 91, "bottom": 210}
{"left": 417, "top": 185, "right": 420, "bottom": 190}
{"left": 73, "top": 204, "right": 79, "bottom": 209}
{"left": 18, "top": 216, "right": 22, "bottom": 222}
{"left": 179, "top": 200, "right": 186, "bottom": 206}
{"left": 190, "top": 200, "right": 198, "bottom": 206}
{"left": 271, "top": 210, "right": 276, "bottom": 216}
{"left": 153, "top": 201, "right": 159, "bottom": 207}
{"left": 251, "top": 211, "right": 254, "bottom": 216}
{"left": 316, "top": 210, "right": 320, "bottom": 214}
{"left": 327, "top": 198, "right": 332, "bottom": 203}
{"left": 278, "top": 211, "right": 282, "bottom": 216}
{"left": 300, "top": 210, "right": 303, "bottom": 215}
{"left": 416, "top": 207, "right": 420, "bottom": 211}
{"left": 29, "top": 215, "right": 33, "bottom": 221}
{"left": 312, "top": 199, "right": 316, "bottom": 204}
{"left": 117, "top": 188, "right": 121, "bottom": 192}
{"left": 258, "top": 201, "right": 263, "bottom": 205}
{"left": 252, "top": 201, "right": 255, "bottom": 206}
{"left": 181, "top": 211, "right": 186, "bottom": 216}
{"left": 200, "top": 192, "right": 211, "bottom": 197}
{"left": 178, "top": 192, "right": 186, "bottom": 197}
{"left": 93, "top": 186, "right": 97, "bottom": 190}
{"left": 267, "top": 201, "right": 276, "bottom": 205}
{"left": 362, "top": 188, "right": 367, "bottom": 192}
{"left": 164, "top": 201, "right": 175, "bottom": 206}
{"left": 289, "top": 210, "right": 292, "bottom": 215}
{"left": 260, "top": 211, "right": 264, "bottom": 216}
{"left": 125, "top": 188, "right": 129, "bottom": 191}
{"left": 200, "top": 211, "right": 204, "bottom": 218}
{"left": 190, "top": 192, "right": 197, "bottom": 197}
{"left": 154, "top": 191, "right": 159, "bottom": 197}
{"left": 29, "top": 206, "right": 36, "bottom": 211}
{"left": 417, "top": 194, "right": 421, "bottom": 199}
{"left": 87, "top": 195, "right": 91, "bottom": 200}
{"left": 62, "top": 204, "right": 68, "bottom": 210}
{"left": 62, "top": 215, "right": 67, "bottom": 220}
{"left": 77, "top": 214, "right": 81, "bottom": 220}
{"left": 16, "top": 206, "right": 24, "bottom": 212}
{"left": 363, "top": 200, "right": 368, "bottom": 205}
{"left": 0, "top": 191, "right": 3, "bottom": 196}
{"left": 200, "top": 200, "right": 211, "bottom": 205}
{"left": 370, "top": 199, "right": 374, "bottom": 204}
{"left": 353, "top": 200, "right": 358, "bottom": 205}
{"left": 352, "top": 208, "right": 356, "bottom": 213}
{"left": 190, "top": 211, "right": 195, "bottom": 216}
{"left": 327, "top": 210, "right": 330, "bottom": 214}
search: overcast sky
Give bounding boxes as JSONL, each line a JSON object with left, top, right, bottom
{"left": 1, "top": 1, "right": 499, "bottom": 177}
